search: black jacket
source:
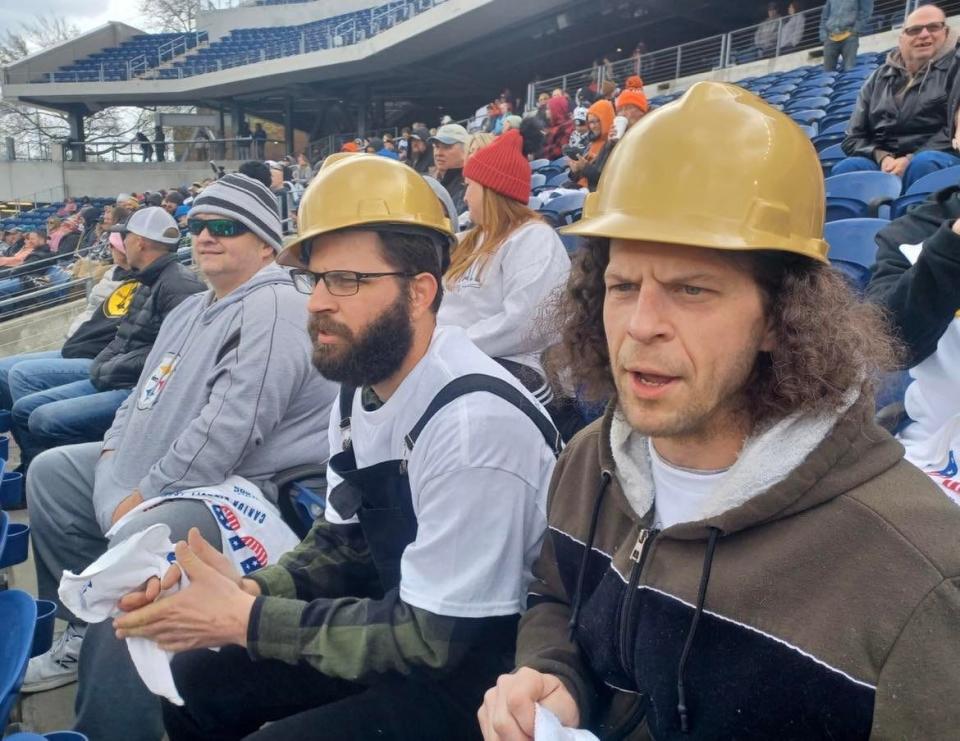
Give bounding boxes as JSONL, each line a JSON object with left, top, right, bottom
{"left": 61, "top": 268, "right": 138, "bottom": 360}
{"left": 89, "top": 253, "right": 204, "bottom": 391}
{"left": 842, "top": 42, "right": 960, "bottom": 161}
{"left": 441, "top": 168, "right": 467, "bottom": 215}
{"left": 867, "top": 186, "right": 960, "bottom": 366}
{"left": 409, "top": 148, "right": 435, "bottom": 176}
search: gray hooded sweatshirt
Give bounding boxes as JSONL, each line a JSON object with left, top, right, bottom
{"left": 94, "top": 263, "right": 335, "bottom": 532}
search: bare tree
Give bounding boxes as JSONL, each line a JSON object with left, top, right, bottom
{"left": 0, "top": 15, "right": 154, "bottom": 162}
{"left": 137, "top": 0, "right": 202, "bottom": 33}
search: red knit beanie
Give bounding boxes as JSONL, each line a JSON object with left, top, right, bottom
{"left": 463, "top": 129, "right": 531, "bottom": 204}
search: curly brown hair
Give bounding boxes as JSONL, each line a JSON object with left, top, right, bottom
{"left": 546, "top": 239, "right": 903, "bottom": 428}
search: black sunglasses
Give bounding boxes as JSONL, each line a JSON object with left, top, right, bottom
{"left": 903, "top": 21, "right": 946, "bottom": 36}
{"left": 186, "top": 218, "right": 250, "bottom": 237}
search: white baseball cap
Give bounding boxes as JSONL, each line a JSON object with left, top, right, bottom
{"left": 429, "top": 124, "right": 469, "bottom": 146}
{"left": 107, "top": 206, "right": 181, "bottom": 247}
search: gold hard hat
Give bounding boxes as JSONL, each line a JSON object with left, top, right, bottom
{"left": 277, "top": 153, "right": 456, "bottom": 269}
{"left": 563, "top": 81, "right": 829, "bottom": 263}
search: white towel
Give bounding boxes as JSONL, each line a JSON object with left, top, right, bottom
{"left": 59, "top": 524, "right": 187, "bottom": 705}
{"left": 534, "top": 704, "right": 600, "bottom": 741}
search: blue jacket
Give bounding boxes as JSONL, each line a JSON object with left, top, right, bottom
{"left": 819, "top": 0, "right": 874, "bottom": 41}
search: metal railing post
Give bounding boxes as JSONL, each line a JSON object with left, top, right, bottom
{"left": 675, "top": 47, "right": 682, "bottom": 82}
{"left": 775, "top": 17, "right": 783, "bottom": 59}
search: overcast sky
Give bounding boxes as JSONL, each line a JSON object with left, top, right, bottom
{"left": 3, "top": 0, "right": 147, "bottom": 35}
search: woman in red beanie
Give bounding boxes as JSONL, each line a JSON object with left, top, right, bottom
{"left": 438, "top": 124, "right": 572, "bottom": 420}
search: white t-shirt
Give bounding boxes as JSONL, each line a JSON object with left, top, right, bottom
{"left": 324, "top": 326, "right": 554, "bottom": 618}
{"left": 438, "top": 221, "right": 570, "bottom": 375}
{"left": 649, "top": 440, "right": 728, "bottom": 530}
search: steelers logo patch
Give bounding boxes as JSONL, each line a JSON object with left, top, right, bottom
{"left": 104, "top": 281, "right": 139, "bottom": 318}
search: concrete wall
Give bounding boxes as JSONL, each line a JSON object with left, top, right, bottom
{"left": 0, "top": 161, "right": 65, "bottom": 203}
{"left": 0, "top": 160, "right": 253, "bottom": 201}
{"left": 0, "top": 298, "right": 85, "bottom": 357}
{"left": 3, "top": 23, "right": 144, "bottom": 86}
{"left": 199, "top": 0, "right": 382, "bottom": 41}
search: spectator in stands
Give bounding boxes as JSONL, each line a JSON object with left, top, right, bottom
{"left": 833, "top": 5, "right": 959, "bottom": 190}
{"left": 431, "top": 123, "right": 470, "bottom": 214}
{"left": 500, "top": 115, "right": 523, "bottom": 134}
{"left": 543, "top": 96, "right": 574, "bottom": 162}
{"left": 87, "top": 206, "right": 130, "bottom": 264}
{"left": 77, "top": 205, "right": 103, "bottom": 254}
{"left": 780, "top": 0, "right": 806, "bottom": 51}
{"left": 161, "top": 192, "right": 183, "bottom": 218}
{"left": 295, "top": 152, "right": 312, "bottom": 181}
{"left": 154, "top": 125, "right": 167, "bottom": 163}
{"left": 442, "top": 127, "right": 575, "bottom": 434}
{"left": 492, "top": 101, "right": 511, "bottom": 135}
{"left": 239, "top": 160, "right": 272, "bottom": 188}
{"left": 0, "top": 232, "right": 138, "bottom": 448}
{"left": 535, "top": 92, "right": 551, "bottom": 128}
{"left": 1, "top": 228, "right": 19, "bottom": 256}
{"left": 25, "top": 175, "right": 336, "bottom": 741}
{"left": 754, "top": 2, "right": 782, "bottom": 57}
{"left": 253, "top": 123, "right": 267, "bottom": 159}
{"left": 9, "top": 208, "right": 204, "bottom": 471}
{"left": 57, "top": 198, "right": 78, "bottom": 218}
{"left": 115, "top": 154, "right": 556, "bottom": 741}
{"left": 599, "top": 79, "right": 617, "bottom": 102}
{"left": 136, "top": 132, "right": 153, "bottom": 163}
{"left": 568, "top": 99, "right": 615, "bottom": 191}
{"left": 821, "top": 0, "right": 874, "bottom": 71}
{"left": 478, "top": 80, "right": 960, "bottom": 741}
{"left": 615, "top": 75, "right": 650, "bottom": 132}
{"left": 466, "top": 132, "right": 495, "bottom": 163}
{"left": 407, "top": 127, "right": 435, "bottom": 175}
{"left": 567, "top": 106, "right": 590, "bottom": 155}
{"left": 866, "top": 135, "right": 960, "bottom": 487}
{"left": 631, "top": 41, "right": 647, "bottom": 76}
{"left": 234, "top": 119, "right": 250, "bottom": 160}
{"left": 397, "top": 126, "right": 412, "bottom": 161}
{"left": 0, "top": 229, "right": 52, "bottom": 292}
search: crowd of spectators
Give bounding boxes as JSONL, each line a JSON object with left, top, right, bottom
{"left": 1, "top": 5, "right": 960, "bottom": 739}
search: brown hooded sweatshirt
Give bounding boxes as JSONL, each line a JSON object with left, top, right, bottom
{"left": 516, "top": 393, "right": 960, "bottom": 739}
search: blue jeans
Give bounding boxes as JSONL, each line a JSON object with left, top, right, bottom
{"left": 0, "top": 350, "right": 62, "bottom": 410}
{"left": 10, "top": 379, "right": 129, "bottom": 468}
{"left": 830, "top": 151, "right": 960, "bottom": 192}
{"left": 823, "top": 34, "right": 859, "bottom": 71}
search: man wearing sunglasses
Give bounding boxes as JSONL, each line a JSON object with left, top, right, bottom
{"left": 835, "top": 4, "right": 960, "bottom": 190}
{"left": 114, "top": 154, "right": 558, "bottom": 740}
{"left": 26, "top": 173, "right": 338, "bottom": 741}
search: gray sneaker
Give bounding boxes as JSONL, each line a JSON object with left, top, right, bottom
{"left": 21, "top": 623, "right": 86, "bottom": 693}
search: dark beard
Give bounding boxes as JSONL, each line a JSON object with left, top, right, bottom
{"left": 308, "top": 292, "right": 413, "bottom": 387}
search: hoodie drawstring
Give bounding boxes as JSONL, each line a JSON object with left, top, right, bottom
{"left": 677, "top": 526, "right": 721, "bottom": 734}
{"left": 567, "top": 470, "right": 611, "bottom": 642}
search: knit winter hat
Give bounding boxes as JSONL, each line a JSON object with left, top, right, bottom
{"left": 463, "top": 128, "right": 530, "bottom": 204}
{"left": 616, "top": 76, "right": 649, "bottom": 113}
{"left": 187, "top": 173, "right": 283, "bottom": 252}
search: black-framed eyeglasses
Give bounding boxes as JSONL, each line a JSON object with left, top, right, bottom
{"left": 290, "top": 269, "right": 415, "bottom": 296}
{"left": 903, "top": 21, "right": 946, "bottom": 36}
{"left": 186, "top": 218, "right": 250, "bottom": 237}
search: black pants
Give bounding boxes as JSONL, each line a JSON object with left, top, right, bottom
{"left": 163, "top": 645, "right": 486, "bottom": 740}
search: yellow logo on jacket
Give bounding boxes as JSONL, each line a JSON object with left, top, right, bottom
{"left": 103, "top": 281, "right": 139, "bottom": 318}
{"left": 137, "top": 352, "right": 181, "bottom": 410}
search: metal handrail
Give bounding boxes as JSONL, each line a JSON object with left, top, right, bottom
{"left": 525, "top": 0, "right": 918, "bottom": 109}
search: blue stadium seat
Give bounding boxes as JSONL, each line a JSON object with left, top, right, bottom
{"left": 888, "top": 165, "right": 960, "bottom": 218}
{"left": 538, "top": 192, "right": 587, "bottom": 227}
{"left": 0, "top": 589, "right": 37, "bottom": 729}
{"left": 823, "top": 218, "right": 889, "bottom": 291}
{"left": 789, "top": 109, "right": 827, "bottom": 126}
{"left": 819, "top": 143, "right": 846, "bottom": 175}
{"left": 785, "top": 96, "right": 830, "bottom": 111}
{"left": 825, "top": 172, "right": 901, "bottom": 221}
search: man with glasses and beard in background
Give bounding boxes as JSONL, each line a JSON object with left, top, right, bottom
{"left": 115, "top": 154, "right": 559, "bottom": 741}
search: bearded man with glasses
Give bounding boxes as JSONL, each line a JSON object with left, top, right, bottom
{"left": 834, "top": 4, "right": 960, "bottom": 190}
{"left": 113, "top": 153, "right": 560, "bottom": 741}
{"left": 26, "top": 173, "right": 338, "bottom": 741}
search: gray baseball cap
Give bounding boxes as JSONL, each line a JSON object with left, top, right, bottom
{"left": 107, "top": 206, "right": 181, "bottom": 247}
{"left": 429, "top": 123, "right": 469, "bottom": 146}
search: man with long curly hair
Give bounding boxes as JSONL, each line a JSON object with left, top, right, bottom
{"left": 478, "top": 82, "right": 960, "bottom": 740}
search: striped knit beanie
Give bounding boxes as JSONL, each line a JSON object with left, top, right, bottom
{"left": 188, "top": 173, "right": 283, "bottom": 252}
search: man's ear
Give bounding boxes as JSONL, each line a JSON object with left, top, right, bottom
{"left": 408, "top": 272, "right": 439, "bottom": 319}
{"left": 760, "top": 314, "right": 777, "bottom": 353}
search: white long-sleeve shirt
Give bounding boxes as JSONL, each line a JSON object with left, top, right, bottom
{"left": 438, "top": 221, "right": 570, "bottom": 375}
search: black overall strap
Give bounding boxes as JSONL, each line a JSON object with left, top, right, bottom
{"left": 404, "top": 374, "right": 563, "bottom": 458}
{"left": 338, "top": 385, "right": 357, "bottom": 451}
